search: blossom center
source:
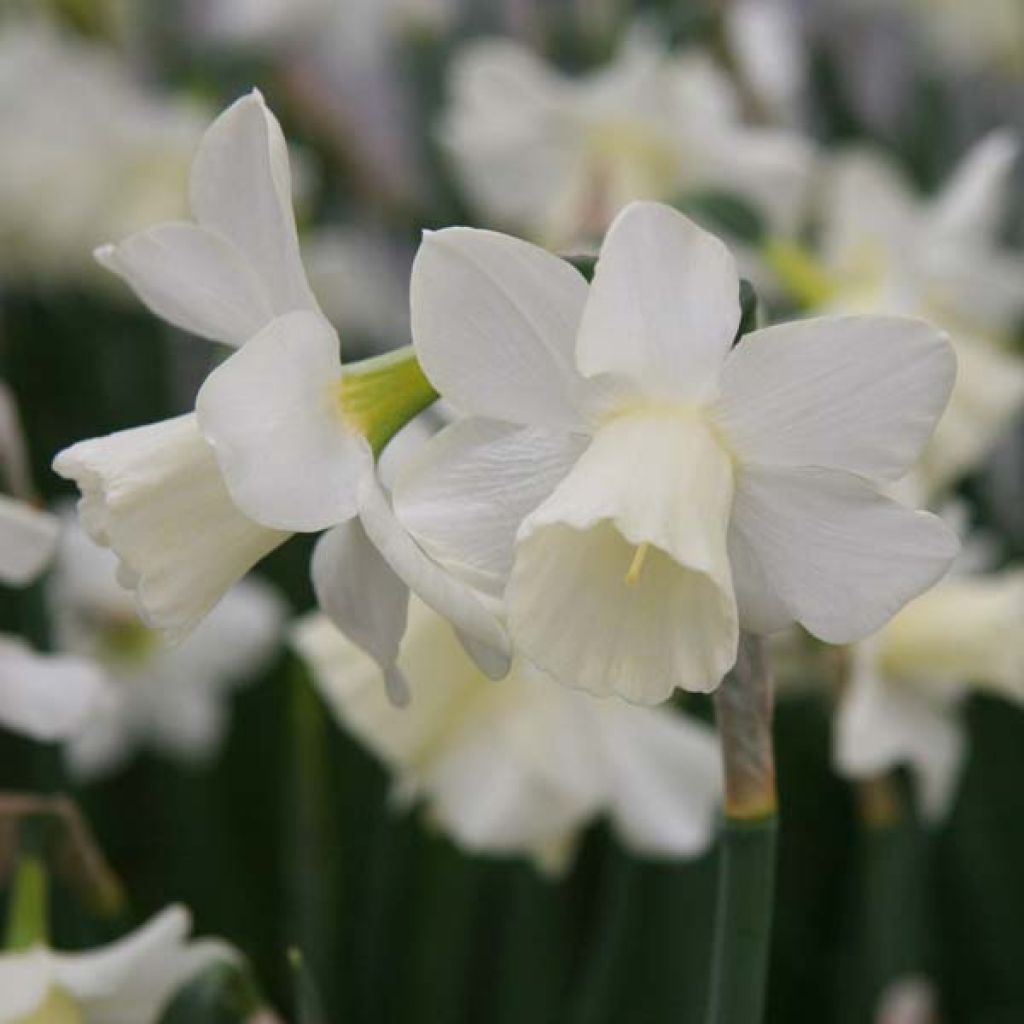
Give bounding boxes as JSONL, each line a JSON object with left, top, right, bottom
{"left": 17, "top": 988, "right": 83, "bottom": 1024}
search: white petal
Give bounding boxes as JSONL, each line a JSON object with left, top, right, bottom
{"left": 877, "top": 571, "right": 1024, "bottom": 703}
{"left": 0, "top": 948, "right": 52, "bottom": 1020}
{"left": 508, "top": 411, "right": 738, "bottom": 702}
{"left": 835, "top": 652, "right": 965, "bottom": 821}
{"left": 0, "top": 496, "right": 59, "bottom": 586}
{"left": 592, "top": 700, "right": 721, "bottom": 857}
{"left": 95, "top": 223, "right": 274, "bottom": 345}
{"left": 393, "top": 418, "right": 584, "bottom": 597}
{"left": 189, "top": 91, "right": 318, "bottom": 317}
{"left": 0, "top": 637, "right": 109, "bottom": 742}
{"left": 311, "top": 520, "right": 410, "bottom": 705}
{"left": 52, "top": 415, "right": 289, "bottom": 641}
{"left": 56, "top": 905, "right": 236, "bottom": 1023}
{"left": 575, "top": 201, "right": 740, "bottom": 402}
{"left": 729, "top": 465, "right": 959, "bottom": 643}
{"left": 714, "top": 315, "right": 955, "bottom": 482}
{"left": 357, "top": 473, "right": 511, "bottom": 678}
{"left": 930, "top": 131, "right": 1019, "bottom": 246}
{"left": 197, "top": 311, "right": 370, "bottom": 532}
{"left": 410, "top": 226, "right": 589, "bottom": 429}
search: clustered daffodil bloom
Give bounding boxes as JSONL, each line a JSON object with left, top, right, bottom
{"left": 53, "top": 91, "right": 510, "bottom": 701}
{"left": 399, "top": 201, "right": 959, "bottom": 702}
{"left": 786, "top": 133, "right": 1024, "bottom": 494}
{"left": 441, "top": 30, "right": 813, "bottom": 248}
{"left": 0, "top": 903, "right": 233, "bottom": 1024}
{"left": 294, "top": 596, "right": 722, "bottom": 873}
{"left": 837, "top": 569, "right": 1024, "bottom": 819}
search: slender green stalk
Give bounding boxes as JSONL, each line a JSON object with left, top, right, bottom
{"left": 705, "top": 633, "right": 778, "bottom": 1024}
{"left": 4, "top": 854, "right": 48, "bottom": 951}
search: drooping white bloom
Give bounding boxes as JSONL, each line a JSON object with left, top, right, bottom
{"left": 836, "top": 569, "right": 1024, "bottom": 819}
{"left": 403, "top": 200, "right": 958, "bottom": 703}
{"left": 0, "top": 19, "right": 205, "bottom": 284}
{"left": 53, "top": 91, "right": 322, "bottom": 640}
{"left": 293, "top": 597, "right": 722, "bottom": 872}
{"left": 48, "top": 514, "right": 284, "bottom": 779}
{"left": 811, "top": 134, "right": 1024, "bottom": 493}
{"left": 440, "top": 31, "right": 813, "bottom": 248}
{"left": 0, "top": 904, "right": 235, "bottom": 1024}
{"left": 56, "top": 90, "right": 509, "bottom": 682}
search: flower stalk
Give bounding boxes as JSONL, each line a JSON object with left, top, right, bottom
{"left": 4, "top": 853, "right": 48, "bottom": 951}
{"left": 705, "top": 632, "right": 778, "bottom": 1024}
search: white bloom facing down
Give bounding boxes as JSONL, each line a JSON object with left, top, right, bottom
{"left": 49, "top": 514, "right": 285, "bottom": 779}
{"left": 293, "top": 598, "right": 722, "bottom": 873}
{"left": 441, "top": 32, "right": 813, "bottom": 248}
{"left": 815, "top": 134, "right": 1024, "bottom": 493}
{"left": 405, "top": 201, "right": 958, "bottom": 702}
{"left": 0, "top": 905, "right": 235, "bottom": 1024}
{"left": 836, "top": 570, "right": 1024, "bottom": 819}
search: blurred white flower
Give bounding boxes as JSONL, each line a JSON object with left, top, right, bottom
{"left": 836, "top": 569, "right": 1024, "bottom": 819}
{"left": 0, "top": 904, "right": 234, "bottom": 1024}
{"left": 440, "top": 30, "right": 813, "bottom": 248}
{"left": 0, "top": 19, "right": 205, "bottom": 284}
{"left": 56, "top": 92, "right": 508, "bottom": 685}
{"left": 293, "top": 597, "right": 722, "bottom": 873}
{"left": 406, "top": 201, "right": 958, "bottom": 702}
{"left": 0, "top": 636, "right": 109, "bottom": 745}
{"left": 48, "top": 514, "right": 284, "bottom": 780}
{"left": 811, "top": 134, "right": 1024, "bottom": 493}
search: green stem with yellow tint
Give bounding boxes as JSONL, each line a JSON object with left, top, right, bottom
{"left": 705, "top": 633, "right": 778, "bottom": 1024}
{"left": 4, "top": 854, "right": 49, "bottom": 951}
{"left": 341, "top": 345, "right": 439, "bottom": 456}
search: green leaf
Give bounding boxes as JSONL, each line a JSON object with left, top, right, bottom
{"left": 675, "top": 191, "right": 767, "bottom": 247}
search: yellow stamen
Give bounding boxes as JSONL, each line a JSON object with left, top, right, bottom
{"left": 624, "top": 543, "right": 650, "bottom": 587}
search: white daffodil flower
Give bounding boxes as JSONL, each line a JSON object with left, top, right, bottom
{"left": 0, "top": 904, "right": 235, "bottom": 1024}
{"left": 403, "top": 200, "right": 958, "bottom": 703}
{"left": 0, "top": 19, "right": 204, "bottom": 285}
{"left": 836, "top": 569, "right": 1024, "bottom": 820}
{"left": 809, "top": 134, "right": 1024, "bottom": 493}
{"left": 48, "top": 515, "right": 284, "bottom": 779}
{"left": 52, "top": 90, "right": 313, "bottom": 640}
{"left": 55, "top": 91, "right": 510, "bottom": 683}
{"left": 440, "top": 31, "right": 813, "bottom": 249}
{"left": 293, "top": 597, "right": 722, "bottom": 874}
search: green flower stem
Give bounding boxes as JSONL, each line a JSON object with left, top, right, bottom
{"left": 4, "top": 854, "right": 49, "bottom": 951}
{"left": 705, "top": 633, "right": 778, "bottom": 1024}
{"left": 341, "top": 345, "right": 439, "bottom": 456}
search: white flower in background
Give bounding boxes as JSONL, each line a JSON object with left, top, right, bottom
{"left": 55, "top": 91, "right": 509, "bottom": 685}
{"left": 403, "top": 200, "right": 958, "bottom": 703}
{"left": 304, "top": 228, "right": 413, "bottom": 349}
{"left": 293, "top": 597, "right": 722, "bottom": 873}
{"left": 0, "top": 19, "right": 204, "bottom": 284}
{"left": 188, "top": 0, "right": 457, "bottom": 206}
{"left": 48, "top": 515, "right": 284, "bottom": 780}
{"left": 810, "top": 133, "right": 1024, "bottom": 493}
{"left": 440, "top": 30, "right": 813, "bottom": 248}
{"left": 836, "top": 569, "right": 1024, "bottom": 819}
{"left": 0, "top": 904, "right": 234, "bottom": 1024}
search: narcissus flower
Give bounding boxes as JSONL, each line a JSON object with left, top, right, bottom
{"left": 49, "top": 515, "right": 284, "bottom": 779}
{"left": 403, "top": 200, "right": 959, "bottom": 702}
{"left": 55, "top": 90, "right": 508, "bottom": 680}
{"left": 293, "top": 597, "right": 722, "bottom": 873}
{"left": 836, "top": 569, "right": 1024, "bottom": 819}
{"left": 0, "top": 904, "right": 234, "bottom": 1024}
{"left": 803, "top": 134, "right": 1024, "bottom": 493}
{"left": 441, "top": 31, "right": 813, "bottom": 248}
